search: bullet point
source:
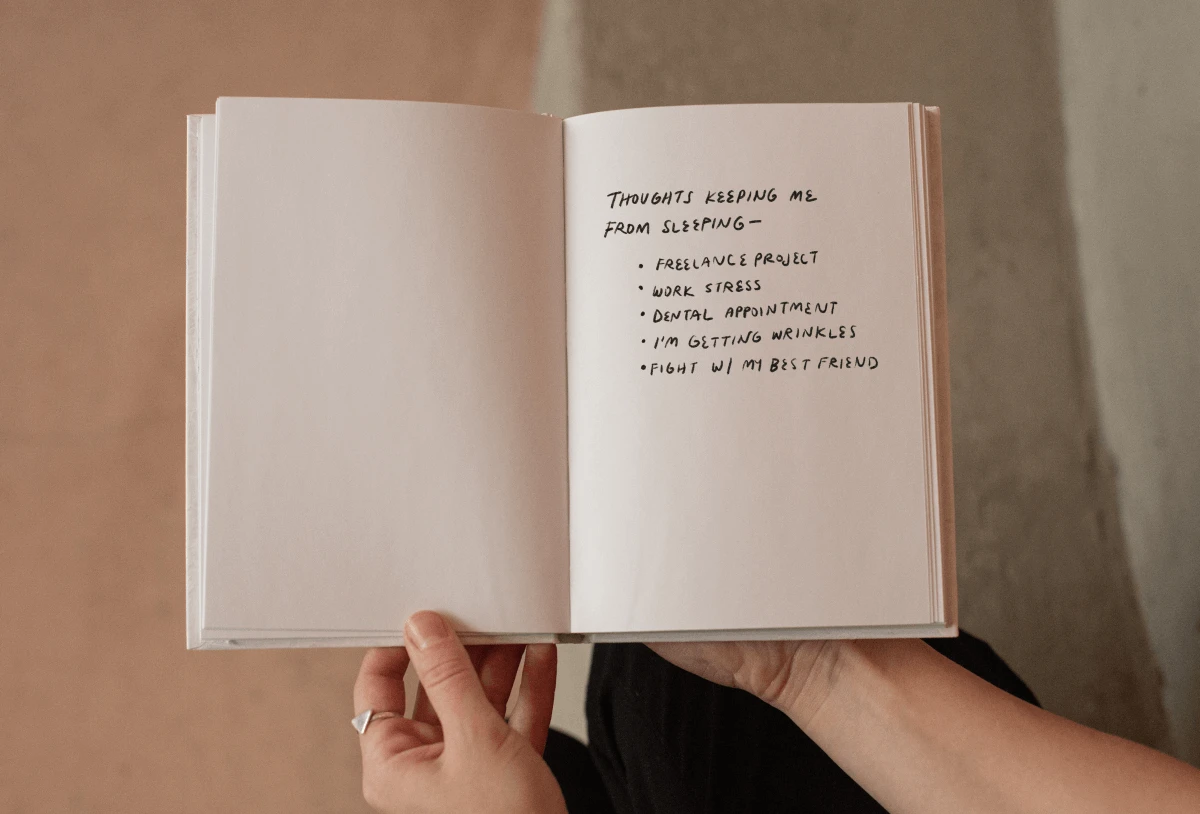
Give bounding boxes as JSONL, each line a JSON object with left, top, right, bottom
{"left": 638, "top": 263, "right": 643, "bottom": 268}
{"left": 641, "top": 365, "right": 647, "bottom": 370}
{"left": 640, "top": 311, "right": 645, "bottom": 316}
{"left": 641, "top": 339, "right": 646, "bottom": 343}
{"left": 638, "top": 285, "right": 643, "bottom": 290}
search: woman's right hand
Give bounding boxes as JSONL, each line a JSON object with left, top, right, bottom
{"left": 647, "top": 638, "right": 841, "bottom": 728}
{"left": 651, "top": 636, "right": 1200, "bottom": 814}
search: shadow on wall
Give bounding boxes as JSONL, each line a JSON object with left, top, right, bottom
{"left": 1055, "top": 0, "right": 1200, "bottom": 766}
{"left": 536, "top": 0, "right": 1172, "bottom": 753}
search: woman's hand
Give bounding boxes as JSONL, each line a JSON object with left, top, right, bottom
{"left": 648, "top": 638, "right": 842, "bottom": 728}
{"left": 353, "top": 611, "right": 566, "bottom": 814}
{"left": 652, "top": 637, "right": 1200, "bottom": 814}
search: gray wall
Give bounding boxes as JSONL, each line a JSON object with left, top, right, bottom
{"left": 1056, "top": 1, "right": 1200, "bottom": 762}
{"left": 536, "top": 0, "right": 1175, "bottom": 754}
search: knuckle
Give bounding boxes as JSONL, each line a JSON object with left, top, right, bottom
{"left": 728, "top": 647, "right": 756, "bottom": 692}
{"left": 494, "top": 727, "right": 529, "bottom": 765}
{"left": 731, "top": 643, "right": 797, "bottom": 705}
{"left": 418, "top": 651, "right": 474, "bottom": 695}
{"left": 758, "top": 656, "right": 797, "bottom": 707}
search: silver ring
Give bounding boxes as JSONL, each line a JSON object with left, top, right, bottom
{"left": 351, "top": 709, "right": 403, "bottom": 734}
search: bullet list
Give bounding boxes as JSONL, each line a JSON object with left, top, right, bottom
{"left": 640, "top": 262, "right": 645, "bottom": 371}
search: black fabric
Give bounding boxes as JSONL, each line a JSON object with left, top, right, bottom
{"left": 543, "top": 728, "right": 614, "bottom": 814}
{"left": 544, "top": 631, "right": 1037, "bottom": 814}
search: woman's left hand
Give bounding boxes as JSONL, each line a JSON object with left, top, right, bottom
{"left": 352, "top": 611, "right": 566, "bottom": 814}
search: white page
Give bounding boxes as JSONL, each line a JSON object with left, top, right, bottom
{"left": 203, "top": 98, "right": 569, "bottom": 635}
{"left": 565, "top": 104, "right": 937, "bottom": 633}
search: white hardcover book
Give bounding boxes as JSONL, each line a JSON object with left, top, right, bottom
{"left": 186, "top": 98, "right": 956, "bottom": 648}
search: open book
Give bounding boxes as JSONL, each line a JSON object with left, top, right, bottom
{"left": 186, "top": 98, "right": 955, "bottom": 648}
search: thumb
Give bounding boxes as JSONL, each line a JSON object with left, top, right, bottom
{"left": 404, "top": 611, "right": 506, "bottom": 747}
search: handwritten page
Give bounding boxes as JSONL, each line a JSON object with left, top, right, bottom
{"left": 564, "top": 104, "right": 937, "bottom": 633}
{"left": 202, "top": 99, "right": 569, "bottom": 636}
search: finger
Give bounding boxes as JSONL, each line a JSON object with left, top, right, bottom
{"left": 414, "top": 647, "right": 497, "bottom": 726}
{"left": 404, "top": 611, "right": 506, "bottom": 748}
{"left": 477, "top": 645, "right": 525, "bottom": 718}
{"left": 354, "top": 647, "right": 409, "bottom": 719}
{"left": 353, "top": 647, "right": 432, "bottom": 757}
{"left": 508, "top": 643, "right": 557, "bottom": 755}
{"left": 412, "top": 683, "right": 437, "bottom": 727}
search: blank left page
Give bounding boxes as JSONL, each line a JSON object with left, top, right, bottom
{"left": 202, "top": 98, "right": 569, "bottom": 636}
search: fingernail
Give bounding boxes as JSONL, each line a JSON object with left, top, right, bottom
{"left": 406, "top": 612, "right": 449, "bottom": 650}
{"left": 527, "top": 643, "right": 555, "bottom": 666}
{"left": 480, "top": 661, "right": 498, "bottom": 692}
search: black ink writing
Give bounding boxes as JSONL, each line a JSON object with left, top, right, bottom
{"left": 753, "top": 250, "right": 817, "bottom": 267}
{"left": 657, "top": 254, "right": 746, "bottom": 270}
{"left": 607, "top": 190, "right": 694, "bottom": 208}
{"left": 725, "top": 301, "right": 837, "bottom": 319}
{"left": 661, "top": 216, "right": 748, "bottom": 234}
{"left": 770, "top": 325, "right": 858, "bottom": 341}
{"left": 704, "top": 279, "right": 761, "bottom": 293}
{"left": 704, "top": 188, "right": 777, "bottom": 204}
{"left": 653, "top": 308, "right": 714, "bottom": 323}
{"left": 647, "top": 361, "right": 700, "bottom": 375}
{"left": 604, "top": 221, "right": 651, "bottom": 238}
{"left": 651, "top": 285, "right": 694, "bottom": 297}
{"left": 688, "top": 331, "right": 761, "bottom": 349}
{"left": 653, "top": 251, "right": 818, "bottom": 271}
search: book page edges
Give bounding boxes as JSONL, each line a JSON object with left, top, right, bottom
{"left": 186, "top": 622, "right": 958, "bottom": 650}
{"left": 185, "top": 115, "right": 203, "bottom": 649}
{"left": 924, "top": 106, "right": 958, "bottom": 629}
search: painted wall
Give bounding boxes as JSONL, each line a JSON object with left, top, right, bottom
{"left": 1055, "top": 0, "right": 1200, "bottom": 763}
{"left": 0, "top": 3, "right": 546, "bottom": 810}
{"left": 536, "top": 0, "right": 1175, "bottom": 754}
